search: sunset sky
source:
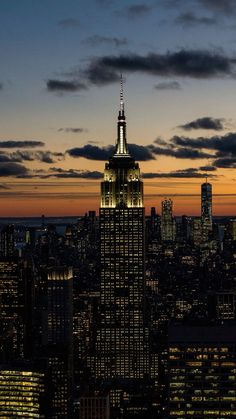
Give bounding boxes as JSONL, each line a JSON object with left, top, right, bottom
{"left": 0, "top": 0, "right": 236, "bottom": 216}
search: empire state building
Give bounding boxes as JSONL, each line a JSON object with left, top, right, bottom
{"left": 96, "top": 80, "right": 149, "bottom": 382}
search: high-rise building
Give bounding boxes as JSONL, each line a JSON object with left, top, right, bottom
{"left": 79, "top": 394, "right": 110, "bottom": 419}
{"left": 201, "top": 181, "right": 212, "bottom": 239}
{"left": 0, "top": 224, "right": 15, "bottom": 258}
{"left": 191, "top": 217, "right": 202, "bottom": 246}
{"left": 46, "top": 266, "right": 73, "bottom": 419}
{"left": 0, "top": 365, "right": 46, "bottom": 417}
{"left": 208, "top": 291, "right": 236, "bottom": 321}
{"left": 161, "top": 198, "right": 176, "bottom": 242}
{"left": 168, "top": 323, "right": 236, "bottom": 418}
{"left": 226, "top": 219, "right": 236, "bottom": 241}
{"left": 0, "top": 258, "right": 24, "bottom": 362}
{"left": 96, "top": 79, "right": 149, "bottom": 385}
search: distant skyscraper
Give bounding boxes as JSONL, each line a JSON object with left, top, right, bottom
{"left": 96, "top": 79, "right": 149, "bottom": 384}
{"left": 0, "top": 224, "right": 15, "bottom": 258}
{"left": 226, "top": 219, "right": 236, "bottom": 241}
{"left": 0, "top": 259, "right": 24, "bottom": 362}
{"left": 46, "top": 267, "right": 73, "bottom": 419}
{"left": 201, "top": 180, "right": 212, "bottom": 239}
{"left": 191, "top": 217, "right": 202, "bottom": 246}
{"left": 161, "top": 198, "right": 176, "bottom": 242}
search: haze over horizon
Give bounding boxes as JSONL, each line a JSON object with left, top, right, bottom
{"left": 1, "top": 0, "right": 236, "bottom": 216}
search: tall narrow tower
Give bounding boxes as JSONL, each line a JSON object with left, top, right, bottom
{"left": 201, "top": 180, "right": 212, "bottom": 240}
{"left": 96, "top": 79, "right": 149, "bottom": 383}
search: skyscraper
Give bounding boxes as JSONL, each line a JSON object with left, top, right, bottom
{"left": 46, "top": 267, "right": 73, "bottom": 419}
{"left": 168, "top": 324, "right": 236, "bottom": 418}
{"left": 0, "top": 366, "right": 46, "bottom": 417}
{"left": 0, "top": 224, "right": 15, "bottom": 258}
{"left": 0, "top": 259, "right": 24, "bottom": 362}
{"left": 161, "top": 198, "right": 176, "bottom": 242}
{"left": 96, "top": 79, "right": 149, "bottom": 385}
{"left": 201, "top": 180, "right": 212, "bottom": 240}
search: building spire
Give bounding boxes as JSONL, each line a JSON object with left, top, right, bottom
{"left": 115, "top": 74, "right": 129, "bottom": 156}
{"left": 120, "top": 74, "right": 124, "bottom": 114}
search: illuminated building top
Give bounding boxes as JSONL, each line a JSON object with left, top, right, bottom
{"left": 101, "top": 77, "right": 143, "bottom": 208}
{"left": 114, "top": 75, "right": 129, "bottom": 156}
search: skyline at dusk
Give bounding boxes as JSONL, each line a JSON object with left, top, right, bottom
{"left": 1, "top": 0, "right": 236, "bottom": 216}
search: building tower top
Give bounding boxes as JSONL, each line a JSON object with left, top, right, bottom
{"left": 114, "top": 75, "right": 129, "bottom": 156}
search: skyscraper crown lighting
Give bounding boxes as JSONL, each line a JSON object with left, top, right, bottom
{"left": 101, "top": 79, "right": 143, "bottom": 208}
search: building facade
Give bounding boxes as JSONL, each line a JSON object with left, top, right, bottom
{"left": 161, "top": 198, "right": 176, "bottom": 242}
{"left": 46, "top": 267, "right": 73, "bottom": 419}
{"left": 168, "top": 324, "right": 236, "bottom": 418}
{"left": 96, "top": 80, "right": 149, "bottom": 383}
{"left": 0, "top": 367, "right": 45, "bottom": 418}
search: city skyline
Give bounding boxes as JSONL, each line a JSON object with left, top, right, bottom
{"left": 0, "top": 0, "right": 236, "bottom": 216}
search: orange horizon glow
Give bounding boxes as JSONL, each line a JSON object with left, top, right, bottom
{"left": 0, "top": 194, "right": 235, "bottom": 218}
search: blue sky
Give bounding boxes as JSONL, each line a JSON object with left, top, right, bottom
{"left": 0, "top": 0, "right": 236, "bottom": 215}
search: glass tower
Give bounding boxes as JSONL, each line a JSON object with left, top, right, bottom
{"left": 96, "top": 79, "right": 149, "bottom": 381}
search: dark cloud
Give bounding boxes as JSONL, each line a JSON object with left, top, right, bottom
{"left": 214, "top": 157, "right": 236, "bottom": 168}
{"left": 37, "top": 151, "right": 63, "bottom": 164}
{"left": 58, "top": 18, "right": 80, "bottom": 28}
{"left": 6, "top": 150, "right": 64, "bottom": 164}
{"left": 175, "top": 12, "right": 217, "bottom": 27}
{"left": 46, "top": 79, "right": 87, "bottom": 93}
{"left": 67, "top": 144, "right": 114, "bottom": 160}
{"left": 83, "top": 60, "right": 120, "bottom": 85}
{"left": 154, "top": 81, "right": 181, "bottom": 90}
{"left": 143, "top": 168, "right": 216, "bottom": 178}
{"left": 67, "top": 143, "right": 154, "bottom": 161}
{"left": 199, "top": 165, "right": 217, "bottom": 171}
{"left": 148, "top": 144, "right": 212, "bottom": 159}
{"left": 0, "top": 154, "right": 19, "bottom": 163}
{"left": 49, "top": 169, "right": 103, "bottom": 179}
{"left": 23, "top": 167, "right": 103, "bottom": 180}
{"left": 199, "top": 0, "right": 236, "bottom": 14}
{"left": 47, "top": 48, "right": 236, "bottom": 93}
{"left": 84, "top": 50, "right": 235, "bottom": 86}
{"left": 172, "top": 132, "right": 236, "bottom": 156}
{"left": 0, "top": 140, "right": 45, "bottom": 148}
{"left": 154, "top": 138, "right": 169, "bottom": 146}
{"left": 129, "top": 144, "right": 154, "bottom": 161}
{"left": 0, "top": 84, "right": 3, "bottom": 90}
{"left": 84, "top": 35, "right": 128, "bottom": 48}
{"left": 0, "top": 163, "right": 28, "bottom": 177}
{"left": 179, "top": 117, "right": 224, "bottom": 131}
{"left": 125, "top": 4, "right": 152, "bottom": 18}
{"left": 58, "top": 128, "right": 87, "bottom": 133}
{"left": 67, "top": 141, "right": 212, "bottom": 161}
